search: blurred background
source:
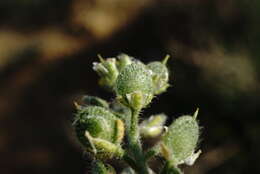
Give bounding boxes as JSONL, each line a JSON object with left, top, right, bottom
{"left": 0, "top": 0, "right": 260, "bottom": 173}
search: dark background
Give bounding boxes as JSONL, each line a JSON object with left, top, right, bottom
{"left": 0, "top": 0, "right": 260, "bottom": 173}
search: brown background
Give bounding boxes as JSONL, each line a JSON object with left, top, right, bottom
{"left": 0, "top": 0, "right": 259, "bottom": 173}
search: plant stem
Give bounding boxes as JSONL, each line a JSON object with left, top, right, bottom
{"left": 125, "top": 108, "right": 149, "bottom": 174}
{"left": 129, "top": 109, "right": 141, "bottom": 145}
{"left": 160, "top": 161, "right": 182, "bottom": 174}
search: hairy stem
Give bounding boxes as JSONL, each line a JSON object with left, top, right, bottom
{"left": 125, "top": 108, "right": 149, "bottom": 174}
{"left": 129, "top": 109, "right": 141, "bottom": 145}
{"left": 160, "top": 161, "right": 182, "bottom": 174}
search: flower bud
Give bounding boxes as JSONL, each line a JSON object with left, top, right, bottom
{"left": 161, "top": 112, "right": 200, "bottom": 166}
{"left": 73, "top": 106, "right": 124, "bottom": 159}
{"left": 140, "top": 114, "right": 167, "bottom": 138}
{"left": 115, "top": 62, "right": 154, "bottom": 110}
{"left": 93, "top": 56, "right": 119, "bottom": 89}
{"left": 147, "top": 55, "right": 170, "bottom": 95}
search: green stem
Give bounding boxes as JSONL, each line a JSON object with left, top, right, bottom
{"left": 125, "top": 108, "right": 149, "bottom": 174}
{"left": 160, "top": 161, "right": 182, "bottom": 174}
{"left": 129, "top": 109, "right": 141, "bottom": 145}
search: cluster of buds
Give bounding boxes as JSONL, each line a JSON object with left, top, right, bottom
{"left": 93, "top": 53, "right": 171, "bottom": 111}
{"left": 73, "top": 54, "right": 201, "bottom": 174}
{"left": 92, "top": 54, "right": 133, "bottom": 90}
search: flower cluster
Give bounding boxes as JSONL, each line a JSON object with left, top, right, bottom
{"left": 72, "top": 54, "right": 201, "bottom": 174}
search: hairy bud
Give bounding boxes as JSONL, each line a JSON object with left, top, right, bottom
{"left": 74, "top": 106, "right": 124, "bottom": 159}
{"left": 115, "top": 62, "right": 153, "bottom": 110}
{"left": 147, "top": 55, "right": 170, "bottom": 95}
{"left": 93, "top": 56, "right": 119, "bottom": 89}
{"left": 161, "top": 111, "right": 200, "bottom": 166}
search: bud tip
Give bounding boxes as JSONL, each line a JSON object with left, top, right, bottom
{"left": 193, "top": 108, "right": 199, "bottom": 119}
{"left": 74, "top": 102, "right": 82, "bottom": 110}
{"left": 97, "top": 54, "right": 105, "bottom": 63}
{"left": 162, "top": 54, "right": 170, "bottom": 65}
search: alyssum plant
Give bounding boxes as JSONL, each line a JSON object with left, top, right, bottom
{"left": 73, "top": 54, "right": 201, "bottom": 174}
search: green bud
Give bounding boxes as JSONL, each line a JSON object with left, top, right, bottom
{"left": 115, "top": 62, "right": 154, "bottom": 110}
{"left": 147, "top": 56, "right": 170, "bottom": 95}
{"left": 161, "top": 112, "right": 200, "bottom": 166}
{"left": 73, "top": 106, "right": 124, "bottom": 159}
{"left": 93, "top": 56, "right": 119, "bottom": 89}
{"left": 140, "top": 114, "right": 167, "bottom": 138}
